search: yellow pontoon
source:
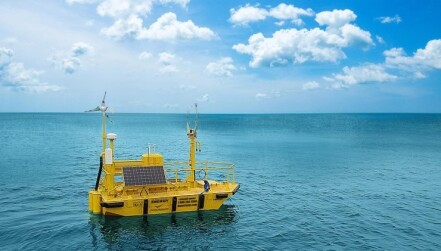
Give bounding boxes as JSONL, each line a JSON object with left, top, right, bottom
{"left": 88, "top": 93, "right": 240, "bottom": 216}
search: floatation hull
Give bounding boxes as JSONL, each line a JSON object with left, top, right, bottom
{"left": 89, "top": 183, "right": 239, "bottom": 216}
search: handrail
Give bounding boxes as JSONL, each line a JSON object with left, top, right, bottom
{"left": 98, "top": 161, "right": 236, "bottom": 194}
{"left": 163, "top": 161, "right": 235, "bottom": 183}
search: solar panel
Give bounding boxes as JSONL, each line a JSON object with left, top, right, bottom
{"left": 122, "top": 166, "right": 167, "bottom": 186}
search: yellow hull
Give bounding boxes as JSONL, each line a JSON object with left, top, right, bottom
{"left": 89, "top": 181, "right": 239, "bottom": 216}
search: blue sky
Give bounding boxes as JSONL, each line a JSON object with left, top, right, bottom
{"left": 0, "top": 0, "right": 440, "bottom": 113}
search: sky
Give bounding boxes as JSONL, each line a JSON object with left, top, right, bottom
{"left": 0, "top": 0, "right": 441, "bottom": 113}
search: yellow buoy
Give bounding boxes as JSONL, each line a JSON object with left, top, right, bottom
{"left": 86, "top": 95, "right": 239, "bottom": 217}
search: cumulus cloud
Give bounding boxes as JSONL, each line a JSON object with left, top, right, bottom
{"left": 95, "top": 0, "right": 190, "bottom": 18}
{"left": 92, "top": 0, "right": 212, "bottom": 42}
{"left": 197, "top": 94, "right": 210, "bottom": 102}
{"left": 50, "top": 42, "right": 94, "bottom": 74}
{"left": 229, "top": 4, "right": 268, "bottom": 26}
{"left": 302, "top": 81, "right": 320, "bottom": 90}
{"left": 377, "top": 15, "right": 402, "bottom": 24}
{"left": 269, "top": 3, "right": 314, "bottom": 26}
{"left": 315, "top": 9, "right": 356, "bottom": 28}
{"left": 71, "top": 42, "right": 93, "bottom": 57}
{"left": 61, "top": 57, "right": 81, "bottom": 74}
{"left": 137, "top": 12, "right": 215, "bottom": 41}
{"left": 158, "top": 52, "right": 178, "bottom": 73}
{"left": 101, "top": 12, "right": 215, "bottom": 41}
{"left": 97, "top": 0, "right": 153, "bottom": 18}
{"left": 229, "top": 3, "right": 313, "bottom": 26}
{"left": 206, "top": 57, "right": 236, "bottom": 77}
{"left": 330, "top": 64, "right": 398, "bottom": 88}
{"left": 255, "top": 90, "right": 282, "bottom": 100}
{"left": 385, "top": 39, "right": 441, "bottom": 70}
{"left": 233, "top": 9, "right": 373, "bottom": 67}
{"left": 0, "top": 47, "right": 61, "bottom": 92}
{"left": 325, "top": 39, "right": 441, "bottom": 88}
{"left": 100, "top": 14, "right": 143, "bottom": 39}
{"left": 138, "top": 51, "right": 151, "bottom": 60}
{"left": 0, "top": 47, "right": 13, "bottom": 66}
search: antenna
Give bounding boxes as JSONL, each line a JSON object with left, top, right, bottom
{"left": 194, "top": 103, "right": 198, "bottom": 131}
{"left": 186, "top": 103, "right": 200, "bottom": 184}
{"left": 186, "top": 109, "right": 190, "bottom": 133}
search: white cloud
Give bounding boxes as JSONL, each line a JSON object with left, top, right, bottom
{"left": 255, "top": 90, "right": 282, "bottom": 100}
{"left": 383, "top": 47, "right": 406, "bottom": 57}
{"left": 97, "top": 0, "right": 153, "bottom": 18}
{"left": 275, "top": 20, "right": 285, "bottom": 26}
{"left": 234, "top": 30, "right": 339, "bottom": 67}
{"left": 233, "top": 10, "right": 373, "bottom": 68}
{"left": 315, "top": 9, "right": 356, "bottom": 28}
{"left": 137, "top": 12, "right": 215, "bottom": 41}
{"left": 269, "top": 3, "right": 314, "bottom": 26}
{"left": 255, "top": 93, "right": 268, "bottom": 100}
{"left": 158, "top": 52, "right": 178, "bottom": 73}
{"left": 158, "top": 52, "right": 175, "bottom": 64}
{"left": 0, "top": 47, "right": 61, "bottom": 92}
{"left": 96, "top": 0, "right": 190, "bottom": 18}
{"left": 138, "top": 51, "right": 151, "bottom": 60}
{"left": 328, "top": 64, "right": 398, "bottom": 88}
{"left": 325, "top": 39, "right": 441, "bottom": 88}
{"left": 229, "top": 3, "right": 313, "bottom": 26}
{"left": 385, "top": 39, "right": 441, "bottom": 70}
{"left": 206, "top": 57, "right": 236, "bottom": 77}
{"left": 376, "top": 35, "right": 385, "bottom": 44}
{"left": 50, "top": 42, "right": 94, "bottom": 74}
{"left": 229, "top": 4, "right": 268, "bottom": 26}
{"left": 197, "top": 93, "right": 210, "bottom": 102}
{"left": 100, "top": 14, "right": 144, "bottom": 39}
{"left": 66, "top": 0, "right": 98, "bottom": 4}
{"left": 61, "top": 57, "right": 81, "bottom": 74}
{"left": 71, "top": 42, "right": 93, "bottom": 56}
{"left": 94, "top": 0, "right": 211, "bottom": 42}
{"left": 101, "top": 12, "right": 215, "bottom": 41}
{"left": 159, "top": 0, "right": 190, "bottom": 8}
{"left": 339, "top": 24, "right": 373, "bottom": 47}
{"left": 377, "top": 15, "right": 402, "bottom": 24}
{"left": 302, "top": 81, "right": 320, "bottom": 90}
{"left": 0, "top": 47, "right": 13, "bottom": 67}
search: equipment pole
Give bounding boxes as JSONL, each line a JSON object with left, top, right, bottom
{"left": 102, "top": 112, "right": 106, "bottom": 152}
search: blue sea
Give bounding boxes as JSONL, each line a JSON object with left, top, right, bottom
{"left": 1, "top": 113, "right": 441, "bottom": 250}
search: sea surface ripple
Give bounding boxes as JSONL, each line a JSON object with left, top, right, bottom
{"left": 0, "top": 113, "right": 440, "bottom": 250}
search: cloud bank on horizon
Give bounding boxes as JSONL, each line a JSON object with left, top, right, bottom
{"left": 0, "top": 0, "right": 440, "bottom": 112}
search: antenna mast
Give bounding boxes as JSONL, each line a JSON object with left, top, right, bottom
{"left": 186, "top": 103, "right": 198, "bottom": 184}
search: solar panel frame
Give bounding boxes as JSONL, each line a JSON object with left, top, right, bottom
{"left": 122, "top": 166, "right": 167, "bottom": 186}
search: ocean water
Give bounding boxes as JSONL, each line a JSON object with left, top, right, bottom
{"left": 0, "top": 113, "right": 441, "bottom": 250}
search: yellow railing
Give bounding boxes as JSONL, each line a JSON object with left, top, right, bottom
{"left": 163, "top": 161, "right": 236, "bottom": 184}
{"left": 97, "top": 161, "right": 236, "bottom": 196}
